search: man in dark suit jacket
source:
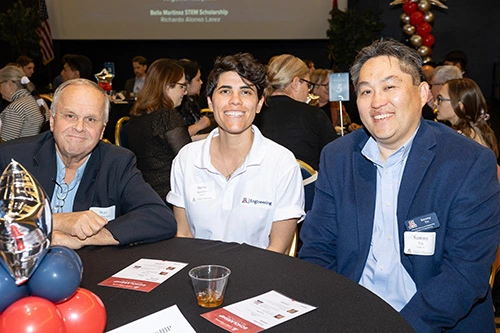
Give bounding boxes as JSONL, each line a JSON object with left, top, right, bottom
{"left": 0, "top": 79, "right": 176, "bottom": 249}
{"left": 299, "top": 39, "right": 500, "bottom": 332}
{"left": 124, "top": 56, "right": 148, "bottom": 95}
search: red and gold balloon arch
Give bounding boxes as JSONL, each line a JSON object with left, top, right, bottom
{"left": 390, "top": 0, "right": 448, "bottom": 63}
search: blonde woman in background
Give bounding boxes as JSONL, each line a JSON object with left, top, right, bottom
{"left": 254, "top": 54, "right": 337, "bottom": 170}
{"left": 0, "top": 65, "right": 45, "bottom": 141}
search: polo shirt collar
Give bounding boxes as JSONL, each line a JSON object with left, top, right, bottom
{"left": 195, "top": 125, "right": 267, "bottom": 173}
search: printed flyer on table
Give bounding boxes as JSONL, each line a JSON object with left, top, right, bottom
{"left": 202, "top": 290, "right": 317, "bottom": 332}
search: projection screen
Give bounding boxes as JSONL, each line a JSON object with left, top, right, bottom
{"left": 47, "top": 0, "right": 333, "bottom": 40}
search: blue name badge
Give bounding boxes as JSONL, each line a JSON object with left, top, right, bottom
{"left": 405, "top": 213, "right": 440, "bottom": 232}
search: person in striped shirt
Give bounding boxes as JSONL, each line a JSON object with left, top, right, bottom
{"left": 0, "top": 65, "right": 45, "bottom": 141}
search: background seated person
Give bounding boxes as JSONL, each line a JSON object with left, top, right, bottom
{"left": 253, "top": 54, "right": 337, "bottom": 170}
{"left": 124, "top": 55, "right": 148, "bottom": 96}
{"left": 176, "top": 59, "right": 212, "bottom": 138}
{"left": 436, "top": 77, "right": 499, "bottom": 180}
{"left": 16, "top": 55, "right": 35, "bottom": 78}
{"left": 127, "top": 58, "right": 192, "bottom": 201}
{"left": 0, "top": 66, "right": 45, "bottom": 141}
{"left": 0, "top": 79, "right": 177, "bottom": 249}
{"left": 429, "top": 65, "right": 462, "bottom": 111}
{"left": 60, "top": 54, "right": 93, "bottom": 82}
{"left": 167, "top": 53, "right": 304, "bottom": 254}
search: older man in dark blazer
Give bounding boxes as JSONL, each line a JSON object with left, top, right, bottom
{"left": 0, "top": 79, "right": 176, "bottom": 249}
{"left": 300, "top": 39, "right": 500, "bottom": 332}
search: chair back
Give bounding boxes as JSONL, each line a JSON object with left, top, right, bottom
{"left": 287, "top": 160, "right": 318, "bottom": 258}
{"left": 200, "top": 108, "right": 213, "bottom": 116}
{"left": 288, "top": 228, "right": 299, "bottom": 257}
{"left": 39, "top": 93, "right": 53, "bottom": 108}
{"left": 490, "top": 245, "right": 500, "bottom": 288}
{"left": 115, "top": 116, "right": 130, "bottom": 147}
{"left": 297, "top": 159, "right": 317, "bottom": 212}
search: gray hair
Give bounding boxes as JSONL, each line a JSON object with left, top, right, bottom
{"left": 431, "top": 65, "right": 463, "bottom": 84}
{"left": 350, "top": 38, "right": 424, "bottom": 91}
{"left": 51, "top": 79, "right": 109, "bottom": 124}
{"left": 0, "top": 65, "right": 29, "bottom": 90}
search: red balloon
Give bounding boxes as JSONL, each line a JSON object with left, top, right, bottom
{"left": 56, "top": 288, "right": 106, "bottom": 333}
{"left": 423, "top": 34, "right": 435, "bottom": 47}
{"left": 0, "top": 296, "right": 66, "bottom": 333}
{"left": 409, "top": 11, "right": 425, "bottom": 26}
{"left": 403, "top": 2, "right": 418, "bottom": 14}
{"left": 416, "top": 22, "right": 432, "bottom": 37}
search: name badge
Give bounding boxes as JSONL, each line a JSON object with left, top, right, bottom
{"left": 404, "top": 231, "right": 436, "bottom": 256}
{"left": 404, "top": 212, "right": 440, "bottom": 232}
{"left": 190, "top": 182, "right": 216, "bottom": 202}
{"left": 90, "top": 205, "right": 116, "bottom": 221}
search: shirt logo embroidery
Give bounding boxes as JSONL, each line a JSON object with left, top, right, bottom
{"left": 241, "top": 197, "right": 272, "bottom": 207}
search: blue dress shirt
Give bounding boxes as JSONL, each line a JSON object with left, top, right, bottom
{"left": 358, "top": 131, "right": 418, "bottom": 311}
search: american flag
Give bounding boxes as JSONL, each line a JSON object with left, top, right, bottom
{"left": 36, "top": 0, "right": 54, "bottom": 65}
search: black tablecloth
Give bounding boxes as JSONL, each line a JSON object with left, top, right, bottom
{"left": 78, "top": 238, "right": 414, "bottom": 332}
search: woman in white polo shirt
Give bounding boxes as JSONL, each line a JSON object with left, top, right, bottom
{"left": 167, "top": 53, "right": 304, "bottom": 253}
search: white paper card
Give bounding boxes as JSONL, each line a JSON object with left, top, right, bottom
{"left": 90, "top": 205, "right": 116, "bottom": 221}
{"left": 404, "top": 231, "right": 436, "bottom": 256}
{"left": 107, "top": 304, "right": 196, "bottom": 333}
{"left": 202, "top": 290, "right": 316, "bottom": 332}
{"left": 329, "top": 72, "right": 350, "bottom": 101}
{"left": 190, "top": 181, "right": 216, "bottom": 202}
{"left": 99, "top": 259, "right": 188, "bottom": 292}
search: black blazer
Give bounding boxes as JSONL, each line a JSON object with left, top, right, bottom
{"left": 0, "top": 131, "right": 177, "bottom": 245}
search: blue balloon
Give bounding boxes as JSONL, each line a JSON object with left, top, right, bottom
{"left": 50, "top": 246, "right": 83, "bottom": 271}
{"left": 0, "top": 263, "right": 29, "bottom": 313}
{"left": 27, "top": 249, "right": 82, "bottom": 303}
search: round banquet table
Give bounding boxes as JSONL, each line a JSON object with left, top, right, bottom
{"left": 77, "top": 237, "right": 414, "bottom": 332}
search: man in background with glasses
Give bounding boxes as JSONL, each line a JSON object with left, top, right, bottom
{"left": 428, "top": 65, "right": 462, "bottom": 111}
{"left": 0, "top": 79, "right": 177, "bottom": 249}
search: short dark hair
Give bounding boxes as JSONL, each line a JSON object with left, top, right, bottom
{"left": 16, "top": 55, "right": 33, "bottom": 67}
{"left": 205, "top": 53, "right": 267, "bottom": 99}
{"left": 177, "top": 59, "right": 200, "bottom": 83}
{"left": 350, "top": 38, "right": 424, "bottom": 90}
{"left": 444, "top": 50, "right": 467, "bottom": 71}
{"left": 64, "top": 54, "right": 93, "bottom": 80}
{"left": 132, "top": 56, "right": 148, "bottom": 66}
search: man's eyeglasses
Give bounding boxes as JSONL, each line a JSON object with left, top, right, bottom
{"left": 436, "top": 95, "right": 451, "bottom": 105}
{"left": 175, "top": 82, "right": 188, "bottom": 91}
{"left": 53, "top": 181, "right": 70, "bottom": 213}
{"left": 299, "top": 78, "right": 315, "bottom": 91}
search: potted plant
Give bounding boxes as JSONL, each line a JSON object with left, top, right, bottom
{"left": 327, "top": 4, "right": 384, "bottom": 71}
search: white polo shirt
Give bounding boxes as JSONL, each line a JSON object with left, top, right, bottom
{"left": 167, "top": 126, "right": 305, "bottom": 249}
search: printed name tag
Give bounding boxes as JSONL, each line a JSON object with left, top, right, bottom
{"left": 405, "top": 212, "right": 440, "bottom": 232}
{"left": 190, "top": 182, "right": 216, "bottom": 202}
{"left": 404, "top": 231, "right": 436, "bottom": 256}
{"left": 90, "top": 205, "right": 115, "bottom": 221}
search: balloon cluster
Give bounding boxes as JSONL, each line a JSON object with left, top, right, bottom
{"left": 390, "top": 0, "right": 448, "bottom": 63}
{"left": 0, "top": 160, "right": 106, "bottom": 332}
{"left": 95, "top": 68, "right": 114, "bottom": 92}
